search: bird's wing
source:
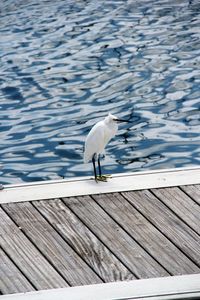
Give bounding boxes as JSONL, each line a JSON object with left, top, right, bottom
{"left": 84, "top": 122, "right": 105, "bottom": 162}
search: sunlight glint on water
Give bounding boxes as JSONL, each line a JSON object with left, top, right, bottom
{"left": 0, "top": 0, "right": 200, "bottom": 184}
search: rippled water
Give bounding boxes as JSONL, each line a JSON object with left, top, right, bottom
{"left": 0, "top": 0, "right": 200, "bottom": 184}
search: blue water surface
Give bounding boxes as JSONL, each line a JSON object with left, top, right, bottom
{"left": 0, "top": 0, "right": 200, "bottom": 184}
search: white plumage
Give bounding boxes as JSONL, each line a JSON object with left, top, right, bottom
{"left": 84, "top": 113, "right": 118, "bottom": 163}
{"left": 84, "top": 113, "right": 129, "bottom": 181}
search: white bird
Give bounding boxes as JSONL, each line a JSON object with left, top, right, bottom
{"left": 84, "top": 113, "right": 130, "bottom": 182}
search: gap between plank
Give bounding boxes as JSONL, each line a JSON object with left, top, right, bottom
{"left": 150, "top": 187, "right": 200, "bottom": 237}
{"left": 121, "top": 191, "right": 200, "bottom": 269}
{"left": 31, "top": 199, "right": 104, "bottom": 284}
{"left": 0, "top": 204, "right": 71, "bottom": 287}
{"left": 179, "top": 185, "right": 200, "bottom": 207}
{"left": 62, "top": 196, "right": 140, "bottom": 280}
{"left": 0, "top": 244, "right": 37, "bottom": 292}
{"left": 90, "top": 193, "right": 171, "bottom": 276}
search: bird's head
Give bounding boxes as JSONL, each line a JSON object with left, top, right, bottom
{"left": 105, "top": 113, "right": 130, "bottom": 124}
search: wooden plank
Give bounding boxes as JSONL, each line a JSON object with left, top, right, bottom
{"left": 151, "top": 187, "right": 200, "bottom": 235}
{"left": 122, "top": 190, "right": 200, "bottom": 267}
{"left": 0, "top": 247, "right": 35, "bottom": 294}
{"left": 0, "top": 207, "right": 68, "bottom": 290}
{"left": 92, "top": 192, "right": 199, "bottom": 275}
{"left": 33, "top": 198, "right": 136, "bottom": 282}
{"left": 181, "top": 185, "right": 200, "bottom": 205}
{"left": 63, "top": 195, "right": 169, "bottom": 279}
{"left": 1, "top": 167, "right": 200, "bottom": 203}
{"left": 1, "top": 274, "right": 200, "bottom": 300}
{"left": 2, "top": 202, "right": 102, "bottom": 286}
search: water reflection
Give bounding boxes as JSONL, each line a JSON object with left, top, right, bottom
{"left": 0, "top": 0, "right": 200, "bottom": 184}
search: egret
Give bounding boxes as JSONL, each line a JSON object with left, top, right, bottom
{"left": 84, "top": 113, "right": 130, "bottom": 182}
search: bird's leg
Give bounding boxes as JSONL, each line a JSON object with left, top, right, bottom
{"left": 96, "top": 155, "right": 111, "bottom": 182}
{"left": 92, "top": 154, "right": 111, "bottom": 183}
{"left": 97, "top": 156, "right": 107, "bottom": 182}
{"left": 98, "top": 155, "right": 102, "bottom": 177}
{"left": 92, "top": 154, "right": 106, "bottom": 182}
{"left": 92, "top": 154, "right": 98, "bottom": 182}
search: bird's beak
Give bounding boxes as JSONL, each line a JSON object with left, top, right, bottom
{"left": 115, "top": 119, "right": 131, "bottom": 123}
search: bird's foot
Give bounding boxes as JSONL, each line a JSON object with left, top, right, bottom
{"left": 95, "top": 174, "right": 111, "bottom": 182}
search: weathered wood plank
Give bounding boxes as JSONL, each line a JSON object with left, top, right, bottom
{"left": 2, "top": 202, "right": 102, "bottom": 286}
{"left": 92, "top": 192, "right": 199, "bottom": 275}
{"left": 122, "top": 190, "right": 200, "bottom": 267}
{"left": 0, "top": 207, "right": 68, "bottom": 290}
{"left": 181, "top": 185, "right": 200, "bottom": 205}
{"left": 151, "top": 187, "right": 200, "bottom": 235}
{"left": 63, "top": 195, "right": 169, "bottom": 279}
{"left": 0, "top": 247, "right": 35, "bottom": 294}
{"left": 33, "top": 198, "right": 135, "bottom": 282}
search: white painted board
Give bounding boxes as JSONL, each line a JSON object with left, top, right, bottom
{"left": 1, "top": 274, "right": 200, "bottom": 300}
{"left": 0, "top": 167, "right": 200, "bottom": 204}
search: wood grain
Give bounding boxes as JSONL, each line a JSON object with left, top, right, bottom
{"left": 181, "top": 185, "right": 200, "bottom": 205}
{"left": 34, "top": 198, "right": 136, "bottom": 282}
{"left": 2, "top": 202, "right": 102, "bottom": 286}
{"left": 0, "top": 207, "right": 68, "bottom": 290}
{"left": 122, "top": 190, "right": 200, "bottom": 267}
{"left": 63, "top": 195, "right": 169, "bottom": 279}
{"left": 151, "top": 187, "right": 200, "bottom": 235}
{"left": 0, "top": 247, "right": 35, "bottom": 294}
{"left": 92, "top": 192, "right": 199, "bottom": 275}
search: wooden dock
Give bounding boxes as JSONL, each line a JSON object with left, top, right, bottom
{"left": 0, "top": 167, "right": 200, "bottom": 299}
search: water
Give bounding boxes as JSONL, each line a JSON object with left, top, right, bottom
{"left": 0, "top": 0, "right": 200, "bottom": 184}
